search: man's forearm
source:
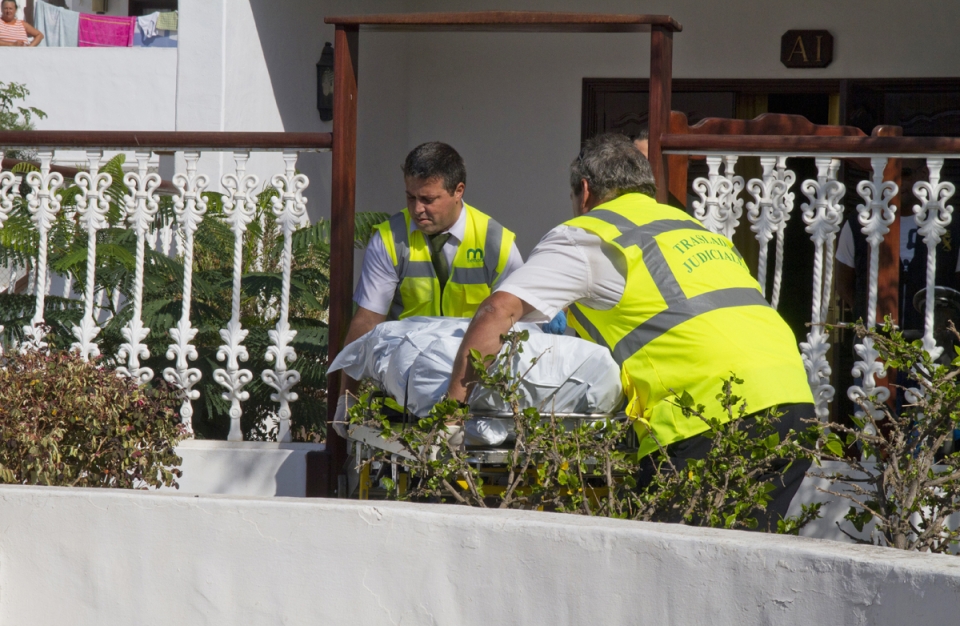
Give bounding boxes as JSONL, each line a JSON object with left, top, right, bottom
{"left": 448, "top": 292, "right": 527, "bottom": 402}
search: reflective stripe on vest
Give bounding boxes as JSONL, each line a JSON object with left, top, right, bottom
{"left": 572, "top": 209, "right": 769, "bottom": 364}
{"left": 565, "top": 193, "right": 813, "bottom": 457}
{"left": 377, "top": 204, "right": 515, "bottom": 319}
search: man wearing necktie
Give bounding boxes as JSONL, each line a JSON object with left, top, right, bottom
{"left": 333, "top": 142, "right": 524, "bottom": 435}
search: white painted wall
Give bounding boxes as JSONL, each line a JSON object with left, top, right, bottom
{"left": 1, "top": 485, "right": 959, "bottom": 625}
{"left": 2, "top": 48, "right": 177, "bottom": 131}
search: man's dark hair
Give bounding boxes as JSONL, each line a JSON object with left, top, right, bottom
{"left": 1, "top": 0, "right": 18, "bottom": 6}
{"left": 402, "top": 142, "right": 466, "bottom": 194}
{"left": 632, "top": 127, "right": 649, "bottom": 142}
{"left": 570, "top": 133, "right": 656, "bottom": 200}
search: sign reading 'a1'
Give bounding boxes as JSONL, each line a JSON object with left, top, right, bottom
{"left": 781, "top": 30, "right": 833, "bottom": 68}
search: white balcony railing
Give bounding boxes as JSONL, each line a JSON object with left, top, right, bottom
{"left": 663, "top": 119, "right": 960, "bottom": 425}
{"left": 0, "top": 131, "right": 331, "bottom": 443}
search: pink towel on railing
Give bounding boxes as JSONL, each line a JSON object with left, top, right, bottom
{"left": 78, "top": 14, "right": 135, "bottom": 47}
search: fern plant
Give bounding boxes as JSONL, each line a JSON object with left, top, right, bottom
{"left": 0, "top": 154, "right": 387, "bottom": 441}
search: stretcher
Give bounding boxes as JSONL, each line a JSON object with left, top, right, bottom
{"left": 328, "top": 317, "right": 631, "bottom": 498}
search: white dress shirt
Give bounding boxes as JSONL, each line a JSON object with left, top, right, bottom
{"left": 496, "top": 224, "right": 627, "bottom": 322}
{"left": 354, "top": 204, "right": 525, "bottom": 315}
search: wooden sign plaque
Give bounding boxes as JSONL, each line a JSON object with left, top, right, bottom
{"left": 781, "top": 30, "right": 833, "bottom": 68}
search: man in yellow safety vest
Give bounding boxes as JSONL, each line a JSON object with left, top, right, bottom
{"left": 447, "top": 133, "right": 814, "bottom": 525}
{"left": 333, "top": 142, "right": 524, "bottom": 436}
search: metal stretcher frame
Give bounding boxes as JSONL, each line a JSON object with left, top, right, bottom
{"left": 319, "top": 11, "right": 682, "bottom": 496}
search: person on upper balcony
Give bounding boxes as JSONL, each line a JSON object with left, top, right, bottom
{"left": 446, "top": 133, "right": 813, "bottom": 527}
{"left": 0, "top": 0, "right": 43, "bottom": 46}
{"left": 332, "top": 141, "right": 525, "bottom": 436}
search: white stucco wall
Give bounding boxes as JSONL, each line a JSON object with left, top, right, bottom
{"left": 2, "top": 48, "right": 177, "bottom": 132}
{"left": 1, "top": 485, "right": 959, "bottom": 625}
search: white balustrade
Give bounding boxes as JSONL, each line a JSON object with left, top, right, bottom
{"left": 22, "top": 150, "right": 63, "bottom": 352}
{"left": 912, "top": 158, "right": 956, "bottom": 361}
{"left": 770, "top": 157, "right": 796, "bottom": 309}
{"left": 848, "top": 157, "right": 898, "bottom": 422}
{"left": 798, "top": 158, "right": 845, "bottom": 420}
{"left": 0, "top": 168, "right": 16, "bottom": 352}
{"left": 162, "top": 152, "right": 209, "bottom": 431}
{"left": 70, "top": 150, "right": 111, "bottom": 361}
{"left": 215, "top": 152, "right": 258, "bottom": 442}
{"left": 693, "top": 155, "right": 735, "bottom": 236}
{"left": 116, "top": 151, "right": 161, "bottom": 384}
{"left": 262, "top": 150, "right": 307, "bottom": 443}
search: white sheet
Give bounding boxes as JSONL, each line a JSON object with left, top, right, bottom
{"left": 329, "top": 317, "right": 624, "bottom": 421}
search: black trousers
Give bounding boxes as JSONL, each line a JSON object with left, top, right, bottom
{"left": 639, "top": 402, "right": 815, "bottom": 531}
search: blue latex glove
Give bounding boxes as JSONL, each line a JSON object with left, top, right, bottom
{"left": 540, "top": 311, "right": 567, "bottom": 335}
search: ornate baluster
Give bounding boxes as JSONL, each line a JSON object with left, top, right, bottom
{"left": 746, "top": 156, "right": 788, "bottom": 297}
{"left": 720, "top": 155, "right": 744, "bottom": 239}
{"left": 848, "top": 157, "right": 898, "bottom": 421}
{"left": 798, "top": 158, "right": 845, "bottom": 420}
{"left": 214, "top": 152, "right": 258, "bottom": 441}
{"left": 693, "top": 155, "right": 734, "bottom": 236}
{"left": 913, "top": 158, "right": 956, "bottom": 361}
{"left": 21, "top": 150, "right": 63, "bottom": 352}
{"left": 0, "top": 168, "right": 17, "bottom": 351}
{"left": 163, "top": 152, "right": 208, "bottom": 431}
{"left": 116, "top": 151, "right": 160, "bottom": 383}
{"left": 70, "top": 150, "right": 112, "bottom": 361}
{"left": 262, "top": 150, "right": 307, "bottom": 442}
{"left": 770, "top": 157, "right": 797, "bottom": 309}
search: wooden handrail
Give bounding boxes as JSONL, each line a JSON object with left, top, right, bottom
{"left": 661, "top": 134, "right": 960, "bottom": 156}
{"left": 0, "top": 131, "right": 333, "bottom": 151}
{"left": 325, "top": 11, "right": 682, "bottom": 32}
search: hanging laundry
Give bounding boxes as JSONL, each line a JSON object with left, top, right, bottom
{"left": 78, "top": 13, "right": 135, "bottom": 47}
{"left": 136, "top": 11, "right": 159, "bottom": 39}
{"left": 32, "top": 1, "right": 80, "bottom": 47}
{"left": 155, "top": 10, "right": 178, "bottom": 31}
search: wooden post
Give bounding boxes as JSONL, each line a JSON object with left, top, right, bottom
{"left": 648, "top": 26, "right": 673, "bottom": 204}
{"left": 323, "top": 24, "right": 359, "bottom": 497}
{"left": 666, "top": 110, "right": 689, "bottom": 208}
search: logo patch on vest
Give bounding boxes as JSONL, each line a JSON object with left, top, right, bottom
{"left": 466, "top": 248, "right": 484, "bottom": 262}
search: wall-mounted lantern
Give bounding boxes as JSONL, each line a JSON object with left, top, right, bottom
{"left": 317, "top": 42, "right": 334, "bottom": 122}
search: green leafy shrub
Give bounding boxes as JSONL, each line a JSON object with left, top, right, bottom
{"left": 350, "top": 329, "right": 817, "bottom": 531}
{"left": 807, "top": 319, "right": 960, "bottom": 552}
{"left": 0, "top": 348, "right": 185, "bottom": 488}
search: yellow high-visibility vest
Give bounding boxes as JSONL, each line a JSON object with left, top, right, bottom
{"left": 377, "top": 203, "right": 516, "bottom": 319}
{"left": 566, "top": 193, "right": 813, "bottom": 457}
